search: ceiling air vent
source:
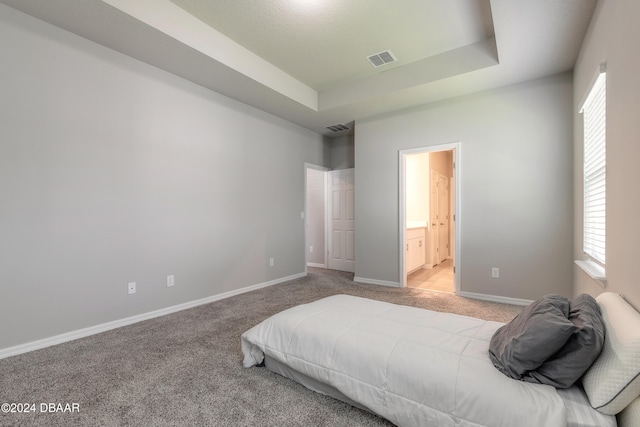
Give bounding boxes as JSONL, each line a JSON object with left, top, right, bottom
{"left": 367, "top": 50, "right": 397, "bottom": 68}
{"left": 325, "top": 123, "right": 351, "bottom": 133}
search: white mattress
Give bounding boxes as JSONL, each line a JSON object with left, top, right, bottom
{"left": 266, "top": 356, "right": 615, "bottom": 427}
{"left": 242, "top": 295, "right": 617, "bottom": 427}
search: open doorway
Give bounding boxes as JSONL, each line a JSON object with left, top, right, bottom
{"left": 399, "top": 143, "right": 460, "bottom": 292}
{"left": 305, "top": 164, "right": 329, "bottom": 271}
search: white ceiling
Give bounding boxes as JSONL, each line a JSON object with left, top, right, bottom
{"left": 1, "top": 0, "right": 596, "bottom": 136}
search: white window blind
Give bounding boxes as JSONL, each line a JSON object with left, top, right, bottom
{"left": 580, "top": 68, "right": 606, "bottom": 265}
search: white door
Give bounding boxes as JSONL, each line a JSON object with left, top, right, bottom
{"left": 438, "top": 175, "right": 449, "bottom": 262}
{"left": 430, "top": 171, "right": 439, "bottom": 266}
{"left": 430, "top": 171, "right": 450, "bottom": 265}
{"left": 328, "top": 169, "right": 355, "bottom": 272}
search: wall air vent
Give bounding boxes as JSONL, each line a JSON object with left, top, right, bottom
{"left": 367, "top": 50, "right": 397, "bottom": 68}
{"left": 325, "top": 123, "right": 351, "bottom": 133}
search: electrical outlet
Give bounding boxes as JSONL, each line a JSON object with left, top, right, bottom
{"left": 309, "top": 246, "right": 314, "bottom": 253}
{"left": 167, "top": 275, "right": 175, "bottom": 287}
{"left": 491, "top": 268, "right": 500, "bottom": 278}
{"left": 269, "top": 257, "right": 274, "bottom": 267}
{"left": 128, "top": 282, "right": 136, "bottom": 294}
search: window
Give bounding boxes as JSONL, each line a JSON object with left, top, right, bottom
{"left": 580, "top": 65, "right": 606, "bottom": 271}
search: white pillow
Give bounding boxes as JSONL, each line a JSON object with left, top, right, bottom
{"left": 618, "top": 396, "right": 640, "bottom": 427}
{"left": 582, "top": 292, "right": 640, "bottom": 415}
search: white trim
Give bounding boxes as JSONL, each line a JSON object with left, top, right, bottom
{"left": 306, "top": 262, "right": 326, "bottom": 268}
{"left": 579, "top": 63, "right": 607, "bottom": 113}
{"left": 399, "top": 151, "right": 407, "bottom": 283}
{"left": 0, "top": 272, "right": 306, "bottom": 360}
{"left": 458, "top": 291, "right": 532, "bottom": 307}
{"left": 398, "top": 142, "right": 461, "bottom": 293}
{"left": 304, "top": 163, "right": 330, "bottom": 273}
{"left": 354, "top": 276, "right": 401, "bottom": 288}
{"left": 575, "top": 259, "right": 607, "bottom": 288}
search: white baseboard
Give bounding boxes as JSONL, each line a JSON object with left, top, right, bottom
{"left": 0, "top": 272, "right": 306, "bottom": 360}
{"left": 354, "top": 276, "right": 401, "bottom": 288}
{"left": 458, "top": 291, "right": 532, "bottom": 306}
{"left": 306, "top": 262, "right": 326, "bottom": 268}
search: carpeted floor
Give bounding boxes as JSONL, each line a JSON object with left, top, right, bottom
{"left": 0, "top": 268, "right": 523, "bottom": 427}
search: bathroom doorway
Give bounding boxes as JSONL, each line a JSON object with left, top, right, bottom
{"left": 399, "top": 143, "right": 459, "bottom": 292}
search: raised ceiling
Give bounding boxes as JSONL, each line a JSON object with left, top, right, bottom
{"left": 1, "top": 0, "right": 596, "bottom": 136}
{"left": 169, "top": 0, "right": 496, "bottom": 90}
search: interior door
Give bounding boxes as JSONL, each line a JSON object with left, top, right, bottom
{"left": 328, "top": 169, "right": 355, "bottom": 272}
{"left": 438, "top": 175, "right": 449, "bottom": 262}
{"left": 430, "top": 171, "right": 439, "bottom": 267}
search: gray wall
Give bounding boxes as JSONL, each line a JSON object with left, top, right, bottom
{"left": 0, "top": 5, "right": 327, "bottom": 350}
{"left": 573, "top": 0, "right": 640, "bottom": 309}
{"left": 329, "top": 134, "right": 355, "bottom": 170}
{"left": 355, "top": 73, "right": 574, "bottom": 300}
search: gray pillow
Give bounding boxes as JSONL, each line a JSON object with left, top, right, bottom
{"left": 489, "top": 294, "right": 576, "bottom": 380}
{"left": 524, "top": 294, "right": 605, "bottom": 388}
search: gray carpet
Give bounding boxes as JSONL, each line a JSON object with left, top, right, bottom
{"left": 0, "top": 268, "right": 522, "bottom": 427}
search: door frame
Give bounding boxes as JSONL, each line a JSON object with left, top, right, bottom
{"left": 304, "top": 163, "right": 329, "bottom": 274}
{"left": 399, "top": 142, "right": 460, "bottom": 291}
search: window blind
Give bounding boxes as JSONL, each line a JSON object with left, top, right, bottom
{"left": 581, "top": 70, "right": 606, "bottom": 265}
